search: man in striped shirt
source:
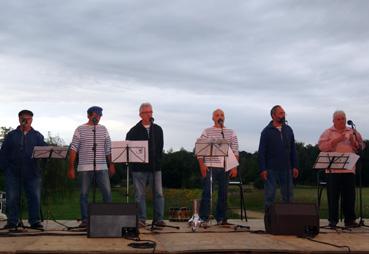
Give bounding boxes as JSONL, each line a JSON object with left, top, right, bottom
{"left": 197, "top": 109, "right": 239, "bottom": 225}
{"left": 68, "top": 106, "right": 115, "bottom": 228}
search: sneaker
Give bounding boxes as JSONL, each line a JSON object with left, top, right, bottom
{"left": 155, "top": 220, "right": 166, "bottom": 227}
{"left": 30, "top": 222, "right": 44, "bottom": 230}
{"left": 138, "top": 221, "right": 146, "bottom": 228}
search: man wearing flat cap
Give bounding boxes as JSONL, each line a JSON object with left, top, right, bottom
{"left": 0, "top": 110, "right": 46, "bottom": 230}
{"left": 68, "top": 106, "right": 115, "bottom": 228}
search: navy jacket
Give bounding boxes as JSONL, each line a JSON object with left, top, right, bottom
{"left": 0, "top": 126, "right": 46, "bottom": 178}
{"left": 258, "top": 121, "right": 298, "bottom": 173}
{"left": 126, "top": 121, "right": 164, "bottom": 172}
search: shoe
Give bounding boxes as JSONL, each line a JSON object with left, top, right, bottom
{"left": 30, "top": 222, "right": 44, "bottom": 230}
{"left": 2, "top": 223, "right": 17, "bottom": 230}
{"left": 78, "top": 221, "right": 88, "bottom": 228}
{"left": 199, "top": 219, "right": 209, "bottom": 228}
{"left": 328, "top": 222, "right": 337, "bottom": 229}
{"left": 155, "top": 220, "right": 166, "bottom": 227}
{"left": 217, "top": 220, "right": 233, "bottom": 226}
{"left": 138, "top": 221, "right": 146, "bottom": 228}
{"left": 345, "top": 221, "right": 360, "bottom": 228}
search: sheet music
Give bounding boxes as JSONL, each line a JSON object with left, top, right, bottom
{"left": 32, "top": 146, "right": 68, "bottom": 159}
{"left": 111, "top": 141, "right": 148, "bottom": 163}
{"left": 195, "top": 138, "right": 230, "bottom": 169}
{"left": 314, "top": 152, "right": 359, "bottom": 170}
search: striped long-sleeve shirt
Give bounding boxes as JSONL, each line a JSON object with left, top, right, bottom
{"left": 70, "top": 124, "right": 111, "bottom": 172}
{"left": 199, "top": 126, "right": 239, "bottom": 167}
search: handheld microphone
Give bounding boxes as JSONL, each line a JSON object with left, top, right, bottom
{"left": 150, "top": 117, "right": 154, "bottom": 123}
{"left": 347, "top": 120, "right": 355, "bottom": 127}
{"left": 21, "top": 118, "right": 27, "bottom": 126}
{"left": 92, "top": 117, "right": 98, "bottom": 125}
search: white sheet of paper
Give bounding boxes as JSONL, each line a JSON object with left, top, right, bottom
{"left": 111, "top": 141, "right": 148, "bottom": 163}
{"left": 225, "top": 147, "right": 239, "bottom": 171}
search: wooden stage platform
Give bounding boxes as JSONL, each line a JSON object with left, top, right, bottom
{"left": 0, "top": 219, "right": 369, "bottom": 253}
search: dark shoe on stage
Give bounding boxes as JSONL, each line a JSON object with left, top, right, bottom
{"left": 154, "top": 220, "right": 166, "bottom": 227}
{"left": 328, "top": 222, "right": 337, "bottom": 229}
{"left": 345, "top": 221, "right": 360, "bottom": 228}
{"left": 30, "top": 222, "right": 44, "bottom": 230}
{"left": 2, "top": 223, "right": 17, "bottom": 230}
{"left": 217, "top": 220, "right": 232, "bottom": 226}
{"left": 78, "top": 221, "right": 88, "bottom": 228}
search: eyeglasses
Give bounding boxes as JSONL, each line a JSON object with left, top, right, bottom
{"left": 141, "top": 111, "right": 153, "bottom": 114}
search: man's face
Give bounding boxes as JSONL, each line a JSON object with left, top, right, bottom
{"left": 140, "top": 106, "right": 153, "bottom": 123}
{"left": 212, "top": 109, "right": 225, "bottom": 126}
{"left": 272, "top": 107, "right": 285, "bottom": 123}
{"left": 19, "top": 114, "right": 33, "bottom": 129}
{"left": 88, "top": 112, "right": 101, "bottom": 124}
{"left": 333, "top": 114, "right": 346, "bottom": 130}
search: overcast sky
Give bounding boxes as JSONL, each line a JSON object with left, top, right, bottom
{"left": 0, "top": 0, "right": 368, "bottom": 152}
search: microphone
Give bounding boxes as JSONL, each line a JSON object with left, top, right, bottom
{"left": 347, "top": 120, "right": 355, "bottom": 127}
{"left": 21, "top": 118, "right": 27, "bottom": 125}
{"left": 92, "top": 117, "right": 98, "bottom": 125}
{"left": 280, "top": 117, "right": 287, "bottom": 125}
{"left": 150, "top": 117, "right": 154, "bottom": 123}
{"left": 218, "top": 119, "right": 224, "bottom": 127}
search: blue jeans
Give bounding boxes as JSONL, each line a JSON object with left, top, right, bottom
{"left": 5, "top": 169, "right": 41, "bottom": 226}
{"left": 264, "top": 169, "right": 293, "bottom": 209}
{"left": 79, "top": 170, "right": 112, "bottom": 222}
{"left": 132, "top": 171, "right": 164, "bottom": 222}
{"left": 199, "top": 168, "right": 229, "bottom": 222}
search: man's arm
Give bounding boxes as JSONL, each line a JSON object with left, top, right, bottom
{"left": 198, "top": 157, "right": 208, "bottom": 178}
{"left": 68, "top": 149, "right": 77, "bottom": 180}
{"left": 258, "top": 130, "right": 268, "bottom": 180}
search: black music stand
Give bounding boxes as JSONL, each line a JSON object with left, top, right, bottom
{"left": 111, "top": 141, "right": 148, "bottom": 203}
{"left": 313, "top": 152, "right": 358, "bottom": 229}
{"left": 195, "top": 138, "right": 229, "bottom": 224}
{"left": 32, "top": 146, "right": 69, "bottom": 229}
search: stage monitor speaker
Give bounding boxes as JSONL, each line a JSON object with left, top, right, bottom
{"left": 264, "top": 202, "right": 319, "bottom": 236}
{"left": 88, "top": 203, "right": 138, "bottom": 238}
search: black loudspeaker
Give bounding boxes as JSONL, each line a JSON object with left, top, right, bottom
{"left": 88, "top": 203, "right": 138, "bottom": 238}
{"left": 264, "top": 203, "right": 319, "bottom": 236}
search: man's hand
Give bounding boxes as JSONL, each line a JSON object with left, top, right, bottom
{"left": 260, "top": 170, "right": 268, "bottom": 181}
{"left": 293, "top": 168, "right": 299, "bottom": 178}
{"left": 230, "top": 167, "right": 237, "bottom": 178}
{"left": 332, "top": 134, "right": 345, "bottom": 147}
{"left": 108, "top": 163, "right": 116, "bottom": 177}
{"left": 67, "top": 166, "right": 75, "bottom": 180}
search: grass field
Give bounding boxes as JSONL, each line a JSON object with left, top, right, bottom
{"left": 14, "top": 185, "right": 369, "bottom": 220}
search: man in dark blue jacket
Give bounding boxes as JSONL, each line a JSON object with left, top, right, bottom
{"left": 258, "top": 105, "right": 299, "bottom": 210}
{"left": 0, "top": 110, "right": 46, "bottom": 230}
{"left": 126, "top": 102, "right": 164, "bottom": 228}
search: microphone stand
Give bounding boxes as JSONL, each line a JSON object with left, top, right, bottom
{"left": 281, "top": 120, "right": 292, "bottom": 204}
{"left": 350, "top": 123, "right": 368, "bottom": 228}
{"left": 92, "top": 119, "right": 97, "bottom": 203}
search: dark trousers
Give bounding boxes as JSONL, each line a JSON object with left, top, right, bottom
{"left": 327, "top": 173, "right": 356, "bottom": 224}
{"left": 199, "top": 168, "right": 229, "bottom": 222}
